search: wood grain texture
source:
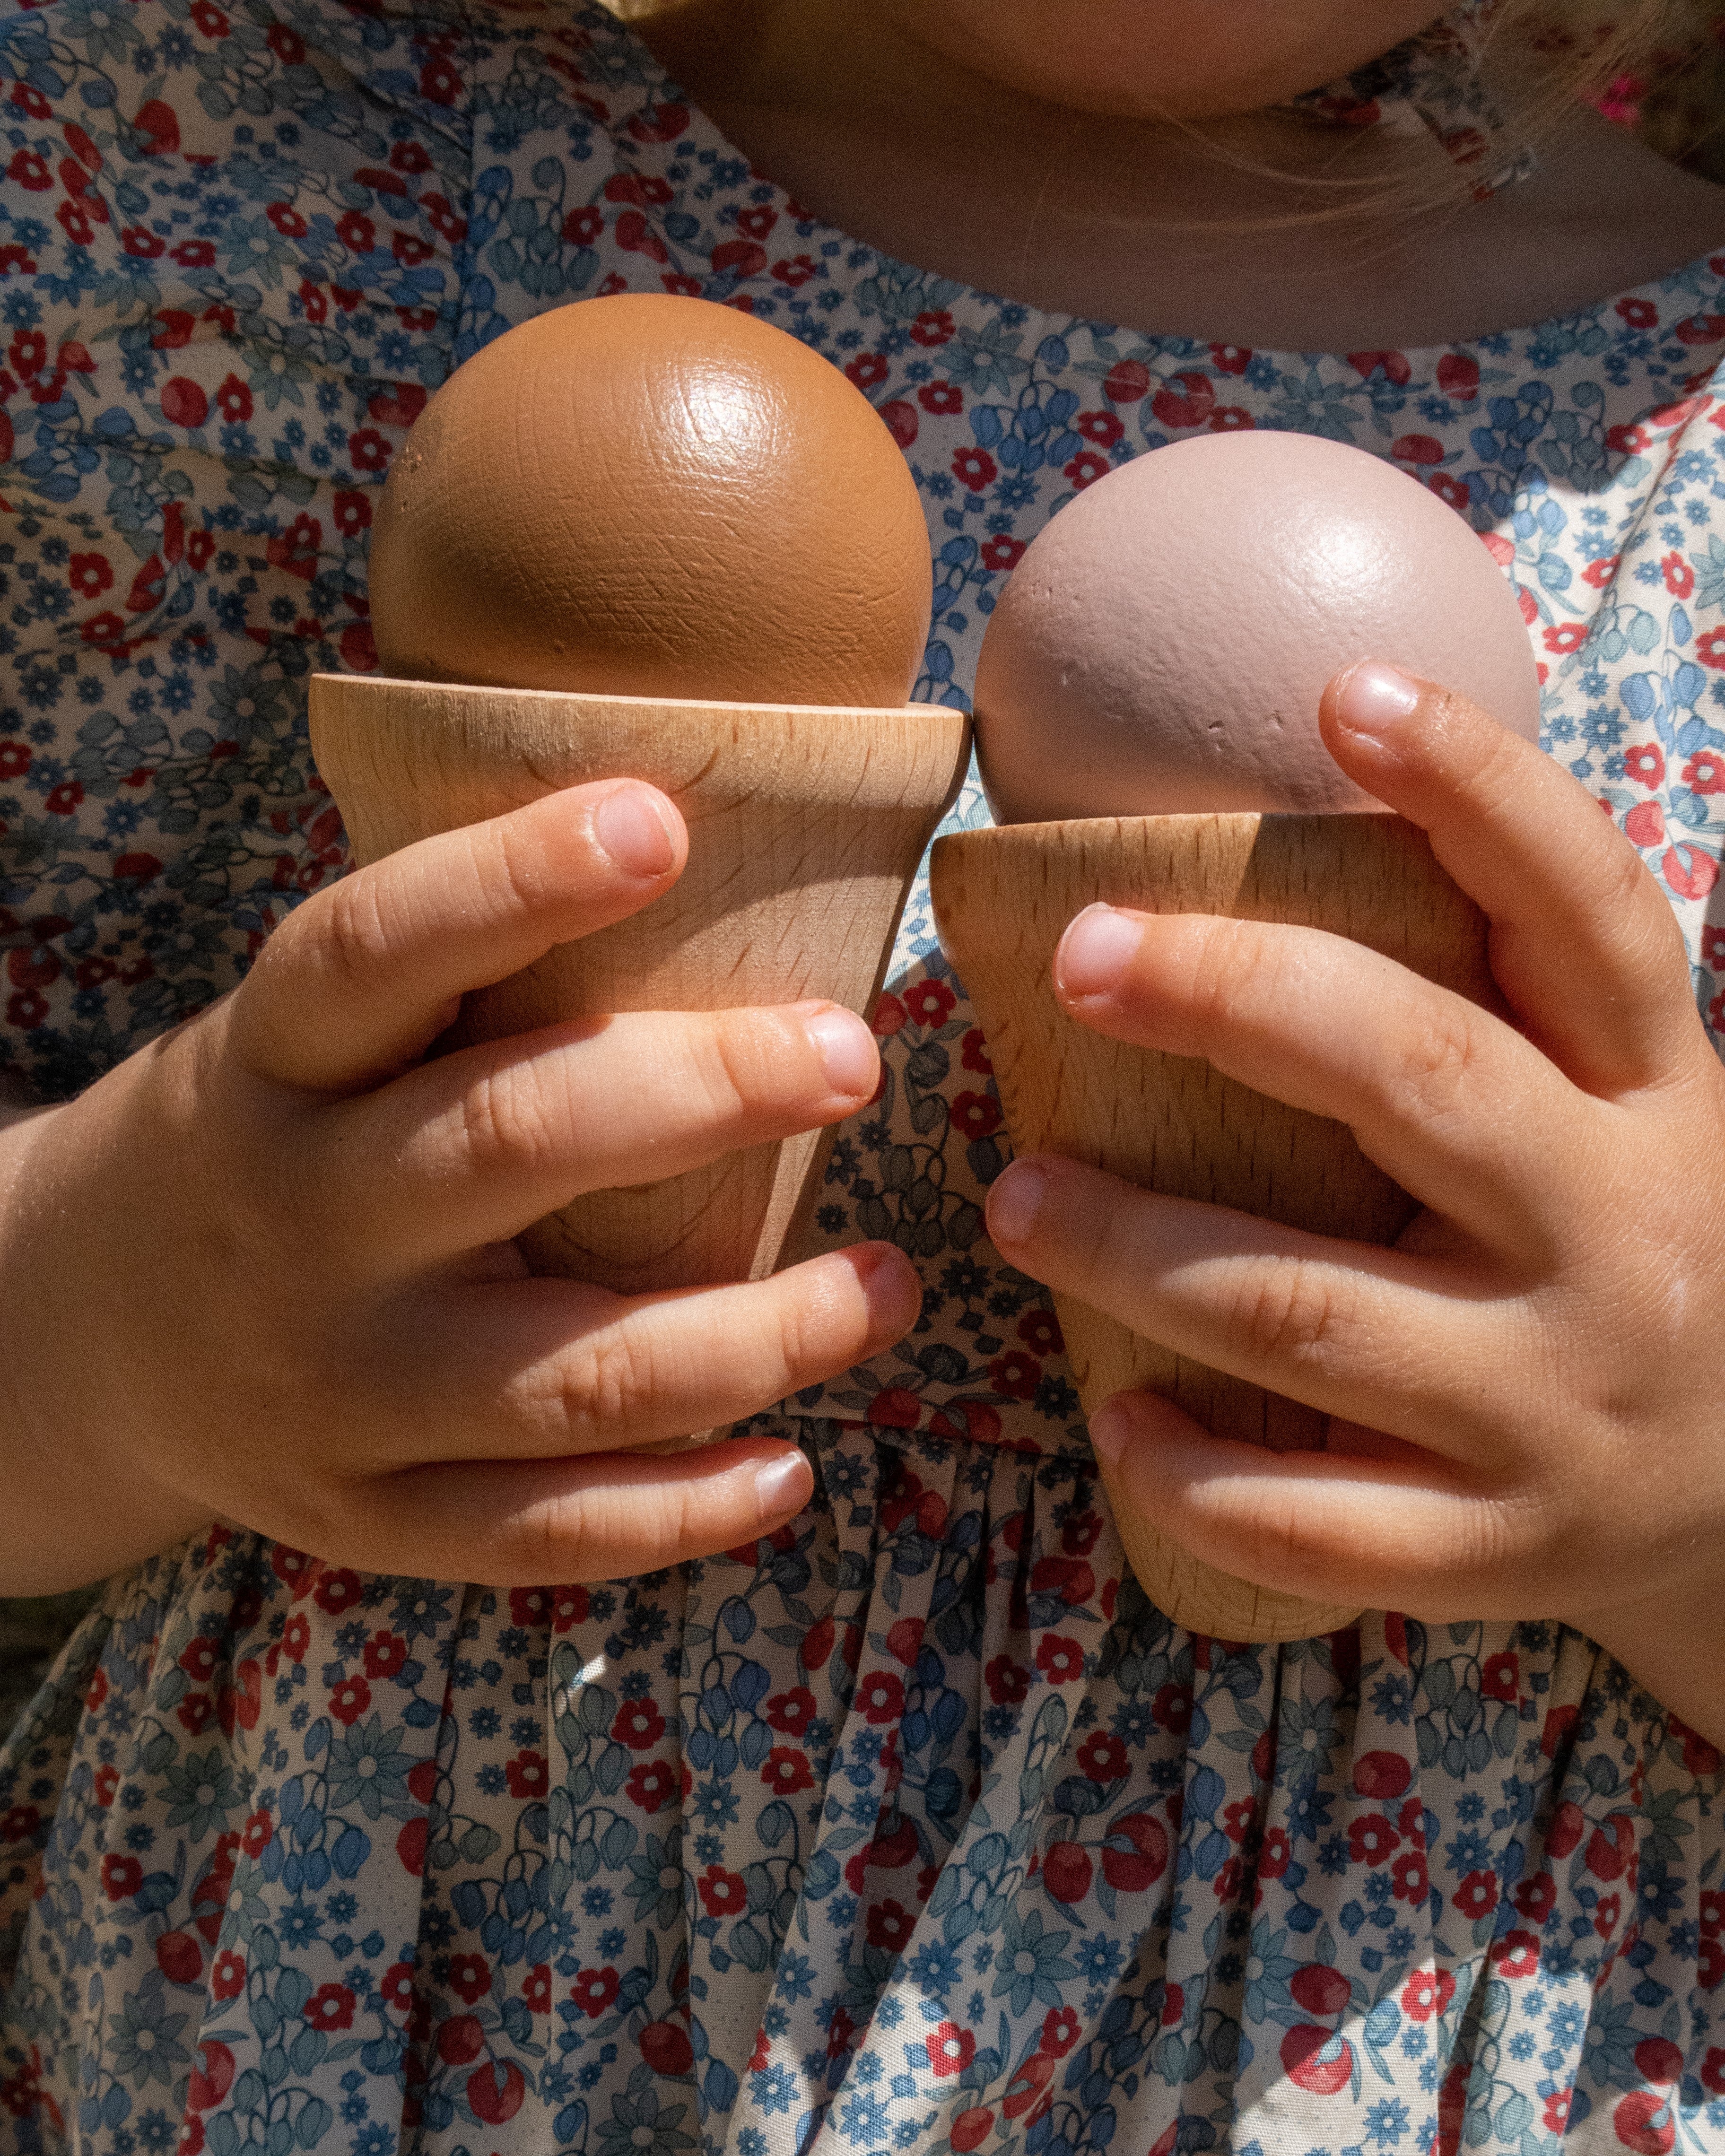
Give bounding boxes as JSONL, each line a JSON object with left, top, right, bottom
{"left": 930, "top": 811, "right": 1496, "bottom": 1643}
{"left": 311, "top": 674, "right": 969, "bottom": 1329}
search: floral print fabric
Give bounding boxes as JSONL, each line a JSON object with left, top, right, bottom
{"left": 4, "top": 3, "right": 1725, "bottom": 2154}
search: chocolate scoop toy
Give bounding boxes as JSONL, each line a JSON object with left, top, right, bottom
{"left": 311, "top": 295, "right": 966, "bottom": 1348}
{"left": 932, "top": 433, "right": 1539, "bottom": 1641}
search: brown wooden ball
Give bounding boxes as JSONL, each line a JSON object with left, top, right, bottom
{"left": 369, "top": 294, "right": 933, "bottom": 708}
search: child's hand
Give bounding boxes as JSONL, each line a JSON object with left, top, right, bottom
{"left": 985, "top": 662, "right": 1725, "bottom": 1739}
{"left": 0, "top": 781, "right": 918, "bottom": 1594}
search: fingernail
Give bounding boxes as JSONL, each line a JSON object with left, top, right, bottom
{"left": 594, "top": 784, "right": 677, "bottom": 878}
{"left": 754, "top": 1447, "right": 808, "bottom": 1521}
{"left": 1333, "top": 661, "right": 1420, "bottom": 737}
{"left": 805, "top": 1004, "right": 878, "bottom": 1098}
{"left": 1056, "top": 904, "right": 1143, "bottom": 1002}
{"left": 1089, "top": 1399, "right": 1130, "bottom": 1469}
{"left": 987, "top": 1158, "right": 1046, "bottom": 1249}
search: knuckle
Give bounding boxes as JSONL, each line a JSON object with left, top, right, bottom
{"left": 308, "top": 871, "right": 401, "bottom": 1002}
{"left": 557, "top": 1324, "right": 660, "bottom": 1443}
{"left": 1386, "top": 1005, "right": 1481, "bottom": 1125}
{"left": 1225, "top": 1260, "right": 1347, "bottom": 1370}
{"left": 696, "top": 1009, "right": 784, "bottom": 1126}
{"left": 460, "top": 1061, "right": 563, "bottom": 1178}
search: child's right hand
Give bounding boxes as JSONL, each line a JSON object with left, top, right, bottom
{"left": 0, "top": 781, "right": 919, "bottom": 1595}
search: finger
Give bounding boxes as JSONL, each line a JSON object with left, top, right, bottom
{"left": 282, "top": 1435, "right": 817, "bottom": 1585}
{"left": 329, "top": 1000, "right": 880, "bottom": 1265}
{"left": 1320, "top": 662, "right": 1703, "bottom": 1096}
{"left": 353, "top": 1243, "right": 922, "bottom": 1465}
{"left": 1053, "top": 903, "right": 1590, "bottom": 1246}
{"left": 231, "top": 782, "right": 687, "bottom": 1092}
{"left": 1089, "top": 1389, "right": 1564, "bottom": 1620}
{"left": 986, "top": 1153, "right": 1524, "bottom": 1459}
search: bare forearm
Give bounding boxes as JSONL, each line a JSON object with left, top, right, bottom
{"left": 0, "top": 1103, "right": 211, "bottom": 1592}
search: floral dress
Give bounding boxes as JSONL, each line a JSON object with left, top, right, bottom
{"left": 3, "top": 5, "right": 1725, "bottom": 2155}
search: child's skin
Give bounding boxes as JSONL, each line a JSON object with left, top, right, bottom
{"left": 4, "top": 4, "right": 1725, "bottom": 1743}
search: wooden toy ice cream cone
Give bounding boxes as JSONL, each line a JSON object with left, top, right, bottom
{"left": 931, "top": 810, "right": 1497, "bottom": 1643}
{"left": 312, "top": 674, "right": 968, "bottom": 1307}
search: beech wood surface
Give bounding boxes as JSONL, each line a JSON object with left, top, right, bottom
{"left": 311, "top": 677, "right": 969, "bottom": 1401}
{"left": 930, "top": 811, "right": 1496, "bottom": 1643}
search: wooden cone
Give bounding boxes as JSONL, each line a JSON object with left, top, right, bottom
{"left": 310, "top": 675, "right": 969, "bottom": 1317}
{"left": 930, "top": 812, "right": 1496, "bottom": 1643}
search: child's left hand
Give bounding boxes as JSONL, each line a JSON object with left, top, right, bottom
{"left": 984, "top": 661, "right": 1725, "bottom": 1743}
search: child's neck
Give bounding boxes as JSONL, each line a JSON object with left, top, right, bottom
{"left": 638, "top": 0, "right": 1725, "bottom": 351}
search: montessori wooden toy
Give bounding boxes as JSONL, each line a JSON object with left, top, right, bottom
{"left": 311, "top": 297, "right": 965, "bottom": 1436}
{"left": 932, "top": 434, "right": 1539, "bottom": 1642}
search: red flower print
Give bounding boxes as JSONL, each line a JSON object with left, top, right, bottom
{"left": 1038, "top": 2006, "right": 1081, "bottom": 2059}
{"left": 979, "top": 537, "right": 1023, "bottom": 577}
{"left": 7, "top": 149, "right": 50, "bottom": 190}
{"left": 919, "top": 381, "right": 964, "bottom": 415}
{"left": 570, "top": 1966, "right": 620, "bottom": 2019}
{"left": 1017, "top": 1306, "right": 1063, "bottom": 1356}
{"left": 1150, "top": 1682, "right": 1192, "bottom": 1735}
{"left": 180, "top": 1634, "right": 220, "bottom": 1684}
{"left": 306, "top": 1983, "right": 355, "bottom": 2032}
{"left": 1258, "top": 1825, "right": 1291, "bottom": 1880}
{"left": 1390, "top": 1849, "right": 1428, "bottom": 1904}
{"left": 267, "top": 201, "right": 307, "bottom": 238}
{"left": 211, "top": 1950, "right": 245, "bottom": 2002}
{"left": 866, "top": 1386, "right": 922, "bottom": 1431}
{"left": 1426, "top": 471, "right": 1469, "bottom": 510}
{"left": 952, "top": 446, "right": 998, "bottom": 492}
{"left": 1076, "top": 1731, "right": 1128, "bottom": 1782}
{"left": 1702, "top": 1935, "right": 1725, "bottom": 1990}
{"left": 1437, "top": 352, "right": 1480, "bottom": 399}
{"left": 1625, "top": 802, "right": 1664, "bottom": 848}
{"left": 772, "top": 253, "right": 819, "bottom": 286}
{"left": 1513, "top": 1870, "right": 1555, "bottom": 1921}
{"left": 348, "top": 428, "right": 391, "bottom": 472}
{"left": 190, "top": 0, "right": 227, "bottom": 32}
{"left": 761, "top": 1747, "right": 814, "bottom": 1795}
{"left": 1063, "top": 450, "right": 1109, "bottom": 489}
{"left": 985, "top": 1656, "right": 1029, "bottom": 1705}
{"left": 177, "top": 1694, "right": 214, "bottom": 1734}
{"left": 0, "top": 741, "right": 29, "bottom": 781}
{"left": 1541, "top": 1704, "right": 1579, "bottom": 1760}
{"left": 1488, "top": 1930, "right": 1539, "bottom": 1979}
{"left": 281, "top": 1611, "right": 310, "bottom": 1663}
{"left": 313, "top": 1566, "right": 363, "bottom": 1615}
{"left": 1399, "top": 1967, "right": 1455, "bottom": 2021}
{"left": 1289, "top": 1965, "right": 1350, "bottom": 2019}
{"left": 448, "top": 1954, "right": 490, "bottom": 2004}
{"left": 240, "top": 1809, "right": 271, "bottom": 1859}
{"left": 1347, "top": 1816, "right": 1402, "bottom": 1867}
{"left": 612, "top": 1698, "right": 666, "bottom": 1750}
{"left": 927, "top": 2023, "right": 975, "bottom": 2077}
{"left": 625, "top": 1759, "right": 677, "bottom": 1813}
{"left": 1392, "top": 433, "right": 1444, "bottom": 465}
{"left": 1076, "top": 410, "right": 1124, "bottom": 447}
{"left": 1279, "top": 2025, "right": 1354, "bottom": 2097}
{"left": 392, "top": 230, "right": 432, "bottom": 267}
{"left": 173, "top": 238, "right": 215, "bottom": 267}
{"left": 522, "top": 1963, "right": 551, "bottom": 2014}
{"left": 765, "top": 1686, "right": 816, "bottom": 1735}
{"left": 697, "top": 1865, "right": 747, "bottom": 1917}
{"left": 327, "top": 1675, "right": 370, "bottom": 1726}
{"left": 1480, "top": 1650, "right": 1518, "bottom": 1701}
{"left": 121, "top": 225, "right": 164, "bottom": 259}
{"left": 1543, "top": 2090, "right": 1573, "bottom": 2131}
{"left": 865, "top": 1898, "right": 913, "bottom": 1951}
{"left": 504, "top": 1750, "right": 549, "bottom": 1800}
{"left": 1542, "top": 621, "right": 1587, "bottom": 655}
{"left": 1697, "top": 628, "right": 1725, "bottom": 669}
{"left": 1451, "top": 1869, "right": 1498, "bottom": 1919}
{"left": 1210, "top": 343, "right": 1251, "bottom": 374}
{"left": 1218, "top": 1799, "right": 1256, "bottom": 1845}
{"left": 466, "top": 2061, "right": 523, "bottom": 2127}
{"left": 92, "top": 1765, "right": 118, "bottom": 1808}
{"left": 1664, "top": 552, "right": 1695, "bottom": 599}
{"left": 562, "top": 205, "right": 603, "bottom": 245}
{"left": 361, "top": 1630, "right": 407, "bottom": 1680}
{"left": 162, "top": 376, "right": 210, "bottom": 428}
{"left": 845, "top": 353, "right": 889, "bottom": 390}
{"left": 949, "top": 1089, "right": 1002, "bottom": 1140}
{"left": 1702, "top": 2049, "right": 1725, "bottom": 2097}
{"left": 1209, "top": 407, "right": 1254, "bottom": 433}
{"left": 419, "top": 56, "right": 462, "bottom": 103}
{"left": 911, "top": 309, "right": 955, "bottom": 346}
{"left": 1623, "top": 742, "right": 1664, "bottom": 788}
{"left": 1671, "top": 1714, "right": 1722, "bottom": 1776}
{"left": 1616, "top": 297, "right": 1658, "bottom": 329}
{"left": 185, "top": 2041, "right": 235, "bottom": 2114}
{"left": 880, "top": 400, "right": 917, "bottom": 449}
{"left": 989, "top": 1350, "right": 1041, "bottom": 1401}
{"left": 101, "top": 1854, "right": 142, "bottom": 1900}
{"left": 1665, "top": 843, "right": 1719, "bottom": 900}
{"left": 214, "top": 374, "right": 252, "bottom": 423}
{"left": 44, "top": 780, "right": 84, "bottom": 814}
{"left": 1683, "top": 750, "right": 1725, "bottom": 794}
{"left": 903, "top": 979, "right": 956, "bottom": 1026}
{"left": 1582, "top": 554, "right": 1619, "bottom": 588}
{"left": 856, "top": 1669, "right": 905, "bottom": 1724}
{"left": 1151, "top": 372, "right": 1214, "bottom": 428}
{"left": 157, "top": 1930, "right": 202, "bottom": 1985}
{"left": 1611, "top": 2091, "right": 1674, "bottom": 2156}
{"left": 1035, "top": 1634, "right": 1083, "bottom": 1685}
{"left": 1103, "top": 358, "right": 1150, "bottom": 403}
